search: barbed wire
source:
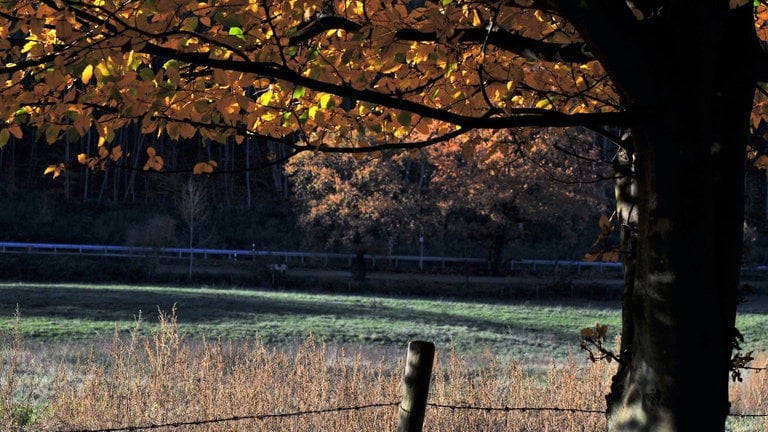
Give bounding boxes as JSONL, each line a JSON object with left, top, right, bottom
{"left": 54, "top": 402, "right": 399, "bottom": 432}
{"left": 731, "top": 412, "right": 768, "bottom": 418}
{"left": 428, "top": 402, "right": 604, "bottom": 415}
{"left": 48, "top": 400, "right": 768, "bottom": 432}
{"left": 742, "top": 365, "right": 768, "bottom": 371}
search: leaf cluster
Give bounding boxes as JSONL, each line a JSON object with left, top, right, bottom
{"left": 0, "top": 0, "right": 625, "bottom": 174}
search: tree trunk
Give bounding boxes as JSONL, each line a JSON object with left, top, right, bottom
{"left": 606, "top": 6, "right": 758, "bottom": 431}
{"left": 352, "top": 230, "right": 367, "bottom": 282}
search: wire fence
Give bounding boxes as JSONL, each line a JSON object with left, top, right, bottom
{"left": 46, "top": 401, "right": 768, "bottom": 432}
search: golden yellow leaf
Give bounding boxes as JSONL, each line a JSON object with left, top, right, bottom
{"left": 44, "top": 163, "right": 65, "bottom": 179}
{"left": 95, "top": 62, "right": 111, "bottom": 79}
{"left": 535, "top": 98, "right": 553, "bottom": 109}
{"left": 81, "top": 64, "right": 93, "bottom": 84}
{"left": 77, "top": 153, "right": 87, "bottom": 164}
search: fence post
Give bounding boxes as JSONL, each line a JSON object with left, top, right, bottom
{"left": 397, "top": 340, "right": 435, "bottom": 432}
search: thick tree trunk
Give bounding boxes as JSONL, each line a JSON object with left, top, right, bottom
{"left": 606, "top": 6, "right": 758, "bottom": 431}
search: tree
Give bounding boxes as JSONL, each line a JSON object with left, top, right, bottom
{"left": 427, "top": 128, "right": 608, "bottom": 271}
{"left": 0, "top": 0, "right": 767, "bottom": 429}
{"left": 285, "top": 151, "right": 422, "bottom": 279}
{"left": 176, "top": 176, "right": 210, "bottom": 280}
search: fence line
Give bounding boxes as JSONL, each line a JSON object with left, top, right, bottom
{"left": 54, "top": 402, "right": 400, "bottom": 432}
{"left": 426, "top": 402, "right": 604, "bottom": 415}
{"left": 4, "top": 240, "right": 768, "bottom": 276}
{"left": 48, "top": 401, "right": 768, "bottom": 432}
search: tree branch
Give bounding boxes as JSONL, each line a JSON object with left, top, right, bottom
{"left": 137, "top": 42, "right": 629, "bottom": 130}
{"left": 290, "top": 14, "right": 595, "bottom": 64}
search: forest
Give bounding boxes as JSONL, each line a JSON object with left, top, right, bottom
{"left": 0, "top": 124, "right": 634, "bottom": 273}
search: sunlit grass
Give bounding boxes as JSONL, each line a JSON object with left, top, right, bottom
{"left": 0, "top": 282, "right": 626, "bottom": 362}
{"left": 2, "top": 283, "right": 768, "bottom": 431}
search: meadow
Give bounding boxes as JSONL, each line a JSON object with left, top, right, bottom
{"left": 1, "top": 282, "right": 768, "bottom": 431}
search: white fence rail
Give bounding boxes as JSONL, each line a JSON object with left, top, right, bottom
{"left": 1, "top": 241, "right": 766, "bottom": 275}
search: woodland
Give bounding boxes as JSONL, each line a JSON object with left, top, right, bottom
{"left": 0, "top": 123, "right": 615, "bottom": 269}
{"left": 3, "top": 0, "right": 768, "bottom": 430}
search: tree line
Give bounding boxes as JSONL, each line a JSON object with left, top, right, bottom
{"left": 0, "top": 123, "right": 613, "bottom": 273}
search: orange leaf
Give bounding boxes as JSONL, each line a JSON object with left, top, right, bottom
{"left": 193, "top": 160, "right": 218, "bottom": 174}
{"left": 110, "top": 145, "right": 123, "bottom": 161}
{"left": 583, "top": 252, "right": 598, "bottom": 262}
{"left": 755, "top": 155, "right": 768, "bottom": 170}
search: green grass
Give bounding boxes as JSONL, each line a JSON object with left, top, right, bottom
{"left": 1, "top": 282, "right": 767, "bottom": 363}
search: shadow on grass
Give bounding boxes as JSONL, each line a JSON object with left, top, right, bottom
{"left": 0, "top": 283, "right": 622, "bottom": 352}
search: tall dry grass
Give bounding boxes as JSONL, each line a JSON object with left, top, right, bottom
{"left": 3, "top": 308, "right": 768, "bottom": 431}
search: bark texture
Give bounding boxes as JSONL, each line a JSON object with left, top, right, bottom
{"left": 603, "top": 4, "right": 759, "bottom": 431}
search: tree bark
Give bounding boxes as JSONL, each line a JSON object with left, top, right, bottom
{"left": 605, "top": 5, "right": 759, "bottom": 431}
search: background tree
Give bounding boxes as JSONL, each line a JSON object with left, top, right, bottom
{"left": 285, "top": 151, "right": 422, "bottom": 279}
{"left": 176, "top": 176, "right": 210, "bottom": 280}
{"left": 427, "top": 128, "right": 608, "bottom": 272}
{"left": 1, "top": 0, "right": 768, "bottom": 429}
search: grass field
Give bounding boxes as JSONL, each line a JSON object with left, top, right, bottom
{"left": 2, "top": 282, "right": 768, "bottom": 431}
{"left": 2, "top": 282, "right": 768, "bottom": 362}
{"left": 0, "top": 282, "right": 624, "bottom": 362}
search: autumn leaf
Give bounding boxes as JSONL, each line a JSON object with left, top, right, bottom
{"left": 583, "top": 252, "right": 598, "bottom": 262}
{"left": 81, "top": 64, "right": 94, "bottom": 84}
{"left": 144, "top": 146, "right": 164, "bottom": 171}
{"left": 755, "top": 155, "right": 768, "bottom": 170}
{"left": 580, "top": 327, "right": 595, "bottom": 339}
{"left": 7, "top": 125, "right": 22, "bottom": 139}
{"left": 598, "top": 214, "right": 611, "bottom": 230}
{"left": 44, "top": 163, "right": 66, "bottom": 179}
{"left": 397, "top": 110, "right": 412, "bottom": 128}
{"left": 602, "top": 250, "right": 620, "bottom": 262}
{"left": 110, "top": 145, "right": 123, "bottom": 162}
{"left": 193, "top": 160, "right": 218, "bottom": 174}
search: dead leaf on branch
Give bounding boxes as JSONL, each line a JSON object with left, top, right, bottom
{"left": 580, "top": 323, "right": 619, "bottom": 364}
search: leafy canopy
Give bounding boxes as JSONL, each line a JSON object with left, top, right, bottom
{"left": 0, "top": 0, "right": 629, "bottom": 172}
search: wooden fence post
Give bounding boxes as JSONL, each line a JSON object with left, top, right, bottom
{"left": 397, "top": 340, "right": 435, "bottom": 432}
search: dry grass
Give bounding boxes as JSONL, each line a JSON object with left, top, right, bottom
{"left": 3, "top": 308, "right": 768, "bottom": 431}
{"left": 729, "top": 353, "right": 768, "bottom": 431}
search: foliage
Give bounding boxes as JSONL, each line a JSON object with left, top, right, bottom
{"left": 286, "top": 128, "right": 608, "bottom": 264}
{"left": 0, "top": 0, "right": 623, "bottom": 171}
{"left": 285, "top": 151, "right": 423, "bottom": 254}
{"left": 427, "top": 128, "right": 608, "bottom": 267}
